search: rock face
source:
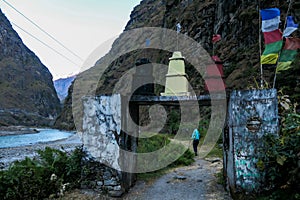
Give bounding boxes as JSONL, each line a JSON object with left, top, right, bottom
{"left": 53, "top": 82, "right": 75, "bottom": 130}
{"left": 55, "top": 0, "right": 300, "bottom": 130}
{"left": 0, "top": 9, "right": 61, "bottom": 126}
{"left": 53, "top": 75, "right": 76, "bottom": 103}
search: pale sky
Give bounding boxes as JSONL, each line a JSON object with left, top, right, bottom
{"left": 0, "top": 0, "right": 141, "bottom": 80}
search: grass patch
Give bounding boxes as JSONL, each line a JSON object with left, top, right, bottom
{"left": 137, "top": 133, "right": 195, "bottom": 182}
{"left": 215, "top": 169, "right": 225, "bottom": 185}
{"left": 137, "top": 133, "right": 171, "bottom": 153}
{"left": 256, "top": 189, "right": 300, "bottom": 200}
{"left": 206, "top": 143, "right": 223, "bottom": 158}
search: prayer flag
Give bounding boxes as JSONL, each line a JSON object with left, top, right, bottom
{"left": 212, "top": 34, "right": 221, "bottom": 43}
{"left": 277, "top": 37, "right": 300, "bottom": 73}
{"left": 260, "top": 8, "right": 282, "bottom": 65}
{"left": 146, "top": 38, "right": 151, "bottom": 47}
{"left": 176, "top": 23, "right": 181, "bottom": 33}
{"left": 283, "top": 16, "right": 298, "bottom": 37}
{"left": 205, "top": 79, "right": 226, "bottom": 92}
{"left": 263, "top": 29, "right": 282, "bottom": 44}
{"left": 206, "top": 56, "right": 224, "bottom": 77}
{"left": 260, "top": 8, "right": 280, "bottom": 32}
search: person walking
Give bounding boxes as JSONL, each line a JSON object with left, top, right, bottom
{"left": 191, "top": 128, "right": 200, "bottom": 156}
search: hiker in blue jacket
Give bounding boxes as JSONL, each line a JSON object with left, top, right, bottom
{"left": 191, "top": 128, "right": 200, "bottom": 156}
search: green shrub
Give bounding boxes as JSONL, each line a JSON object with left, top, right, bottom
{"left": 137, "top": 134, "right": 171, "bottom": 153}
{"left": 168, "top": 109, "right": 180, "bottom": 134}
{"left": 138, "top": 134, "right": 194, "bottom": 166}
{"left": 171, "top": 148, "right": 194, "bottom": 166}
{"left": 0, "top": 146, "right": 84, "bottom": 199}
{"left": 258, "top": 109, "right": 300, "bottom": 199}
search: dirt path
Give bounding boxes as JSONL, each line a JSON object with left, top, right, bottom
{"left": 64, "top": 156, "right": 232, "bottom": 200}
{"left": 62, "top": 138, "right": 232, "bottom": 200}
{"left": 122, "top": 157, "right": 232, "bottom": 200}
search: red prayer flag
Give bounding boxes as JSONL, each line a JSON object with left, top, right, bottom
{"left": 212, "top": 34, "right": 221, "bottom": 43}
{"left": 206, "top": 64, "right": 224, "bottom": 77}
{"left": 211, "top": 56, "right": 222, "bottom": 63}
{"left": 284, "top": 37, "right": 300, "bottom": 50}
{"left": 207, "top": 56, "right": 224, "bottom": 77}
{"left": 205, "top": 78, "right": 226, "bottom": 92}
{"left": 263, "top": 29, "right": 282, "bottom": 44}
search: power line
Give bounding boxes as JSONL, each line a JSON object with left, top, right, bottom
{"left": 2, "top": 0, "right": 84, "bottom": 62}
{"left": 11, "top": 21, "right": 81, "bottom": 67}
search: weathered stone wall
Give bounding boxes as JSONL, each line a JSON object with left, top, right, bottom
{"left": 81, "top": 94, "right": 124, "bottom": 196}
{"left": 82, "top": 94, "right": 121, "bottom": 170}
{"left": 224, "top": 89, "right": 279, "bottom": 193}
{"left": 80, "top": 158, "right": 124, "bottom": 197}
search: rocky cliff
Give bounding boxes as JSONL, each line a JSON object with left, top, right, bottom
{"left": 53, "top": 82, "right": 75, "bottom": 130}
{"left": 55, "top": 0, "right": 300, "bottom": 130}
{"left": 0, "top": 9, "right": 61, "bottom": 126}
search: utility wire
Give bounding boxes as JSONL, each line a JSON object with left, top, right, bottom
{"left": 11, "top": 21, "right": 81, "bottom": 67}
{"left": 2, "top": 0, "right": 84, "bottom": 62}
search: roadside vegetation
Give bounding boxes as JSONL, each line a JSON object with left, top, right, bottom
{"left": 0, "top": 147, "right": 84, "bottom": 199}
{"left": 256, "top": 93, "right": 300, "bottom": 200}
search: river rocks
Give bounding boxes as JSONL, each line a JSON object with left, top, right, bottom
{"left": 0, "top": 134, "right": 81, "bottom": 169}
{"left": 173, "top": 175, "right": 187, "bottom": 180}
{"left": 108, "top": 190, "right": 125, "bottom": 197}
{"left": 205, "top": 157, "right": 222, "bottom": 163}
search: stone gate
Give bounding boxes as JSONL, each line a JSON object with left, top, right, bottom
{"left": 80, "top": 89, "right": 279, "bottom": 197}
{"left": 223, "top": 89, "right": 279, "bottom": 194}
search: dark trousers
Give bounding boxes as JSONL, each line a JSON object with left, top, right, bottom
{"left": 193, "top": 139, "right": 199, "bottom": 155}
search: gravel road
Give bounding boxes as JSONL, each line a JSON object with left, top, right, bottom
{"left": 121, "top": 157, "right": 232, "bottom": 200}
{"left": 63, "top": 157, "right": 232, "bottom": 200}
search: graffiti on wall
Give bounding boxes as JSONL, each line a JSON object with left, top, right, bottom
{"left": 225, "top": 89, "right": 279, "bottom": 192}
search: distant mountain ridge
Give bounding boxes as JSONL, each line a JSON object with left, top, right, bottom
{"left": 0, "top": 9, "right": 61, "bottom": 126}
{"left": 54, "top": 75, "right": 76, "bottom": 103}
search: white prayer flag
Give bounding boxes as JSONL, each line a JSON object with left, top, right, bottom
{"left": 176, "top": 23, "right": 181, "bottom": 33}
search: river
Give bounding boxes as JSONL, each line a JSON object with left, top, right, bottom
{"left": 0, "top": 129, "right": 75, "bottom": 148}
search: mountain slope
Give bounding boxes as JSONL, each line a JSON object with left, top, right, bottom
{"left": 0, "top": 9, "right": 61, "bottom": 126}
{"left": 55, "top": 0, "right": 300, "bottom": 130}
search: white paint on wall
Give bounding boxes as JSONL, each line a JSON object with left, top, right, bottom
{"left": 82, "top": 94, "right": 122, "bottom": 171}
